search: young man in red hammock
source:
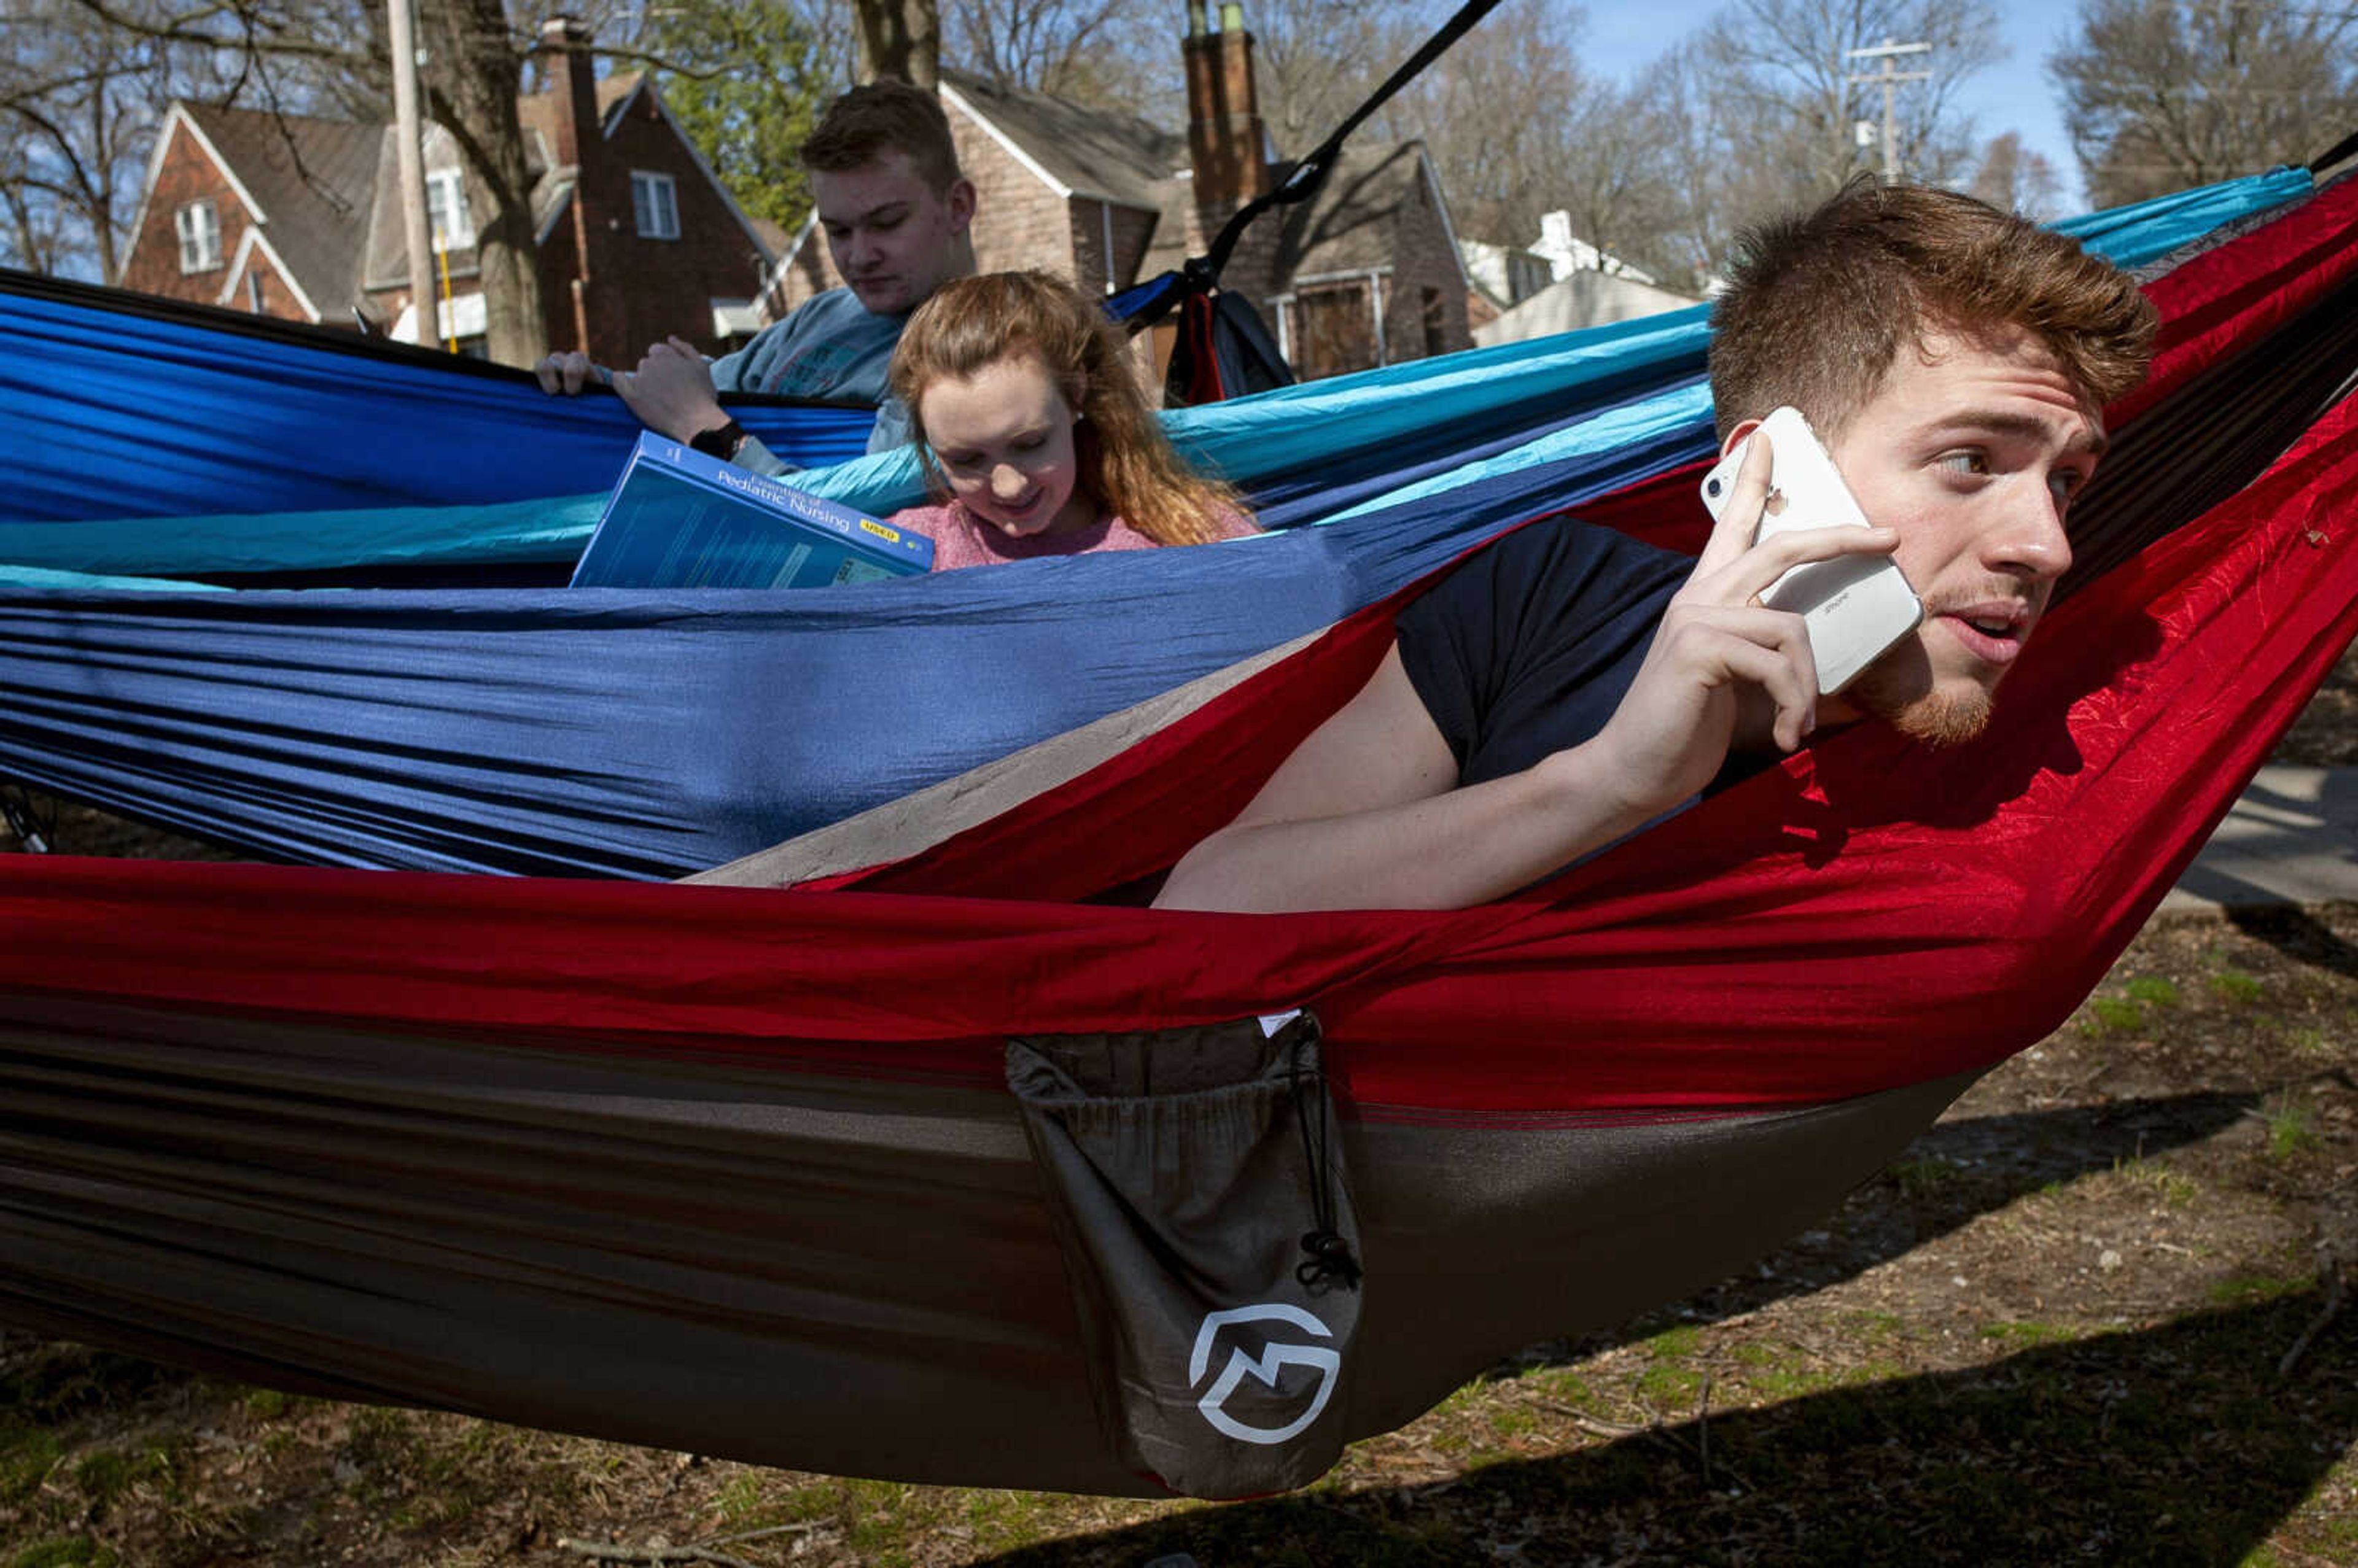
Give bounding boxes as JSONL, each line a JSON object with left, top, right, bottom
{"left": 1157, "top": 180, "right": 2159, "bottom": 914}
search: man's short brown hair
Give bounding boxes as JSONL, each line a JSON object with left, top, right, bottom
{"left": 1708, "top": 178, "right": 2158, "bottom": 441}
{"left": 800, "top": 80, "right": 963, "bottom": 194}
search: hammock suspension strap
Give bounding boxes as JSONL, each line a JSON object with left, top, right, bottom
{"left": 1132, "top": 0, "right": 1512, "bottom": 329}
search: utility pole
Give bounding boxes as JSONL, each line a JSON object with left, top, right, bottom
{"left": 387, "top": 0, "right": 435, "bottom": 345}
{"left": 1845, "top": 38, "right": 1931, "bottom": 183}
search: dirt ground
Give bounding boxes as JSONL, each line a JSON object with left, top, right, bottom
{"left": 4, "top": 649, "right": 2355, "bottom": 1567}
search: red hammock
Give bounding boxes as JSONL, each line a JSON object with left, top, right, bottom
{"left": 1, "top": 173, "right": 2352, "bottom": 1496}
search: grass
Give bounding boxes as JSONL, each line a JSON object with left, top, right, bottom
{"left": 1979, "top": 1321, "right": 2085, "bottom": 1348}
{"left": 2259, "top": 1094, "right": 2324, "bottom": 1158}
{"left": 1888, "top": 1155, "right": 1961, "bottom": 1196}
{"left": 2083, "top": 995, "right": 2147, "bottom": 1036}
{"left": 2208, "top": 1271, "right": 2311, "bottom": 1308}
{"left": 2125, "top": 976, "right": 2182, "bottom": 1008}
{"left": 7, "top": 1540, "right": 117, "bottom": 1568}
{"left": 2211, "top": 970, "right": 2266, "bottom": 1005}
{"left": 2117, "top": 1155, "right": 2200, "bottom": 1208}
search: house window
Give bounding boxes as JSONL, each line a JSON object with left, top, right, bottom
{"left": 175, "top": 200, "right": 220, "bottom": 273}
{"left": 246, "top": 271, "right": 267, "bottom": 313}
{"left": 426, "top": 169, "right": 473, "bottom": 250}
{"left": 632, "top": 171, "right": 680, "bottom": 241}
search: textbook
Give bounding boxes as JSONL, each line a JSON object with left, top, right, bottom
{"left": 570, "top": 433, "right": 933, "bottom": 588}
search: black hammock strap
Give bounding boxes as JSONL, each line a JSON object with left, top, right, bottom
{"left": 1130, "top": 0, "right": 1511, "bottom": 328}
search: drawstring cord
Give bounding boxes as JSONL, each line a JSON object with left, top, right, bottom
{"left": 1288, "top": 1014, "right": 1362, "bottom": 1293}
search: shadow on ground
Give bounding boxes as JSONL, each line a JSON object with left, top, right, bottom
{"left": 976, "top": 1292, "right": 2356, "bottom": 1567}
{"left": 1490, "top": 1090, "right": 2259, "bottom": 1372}
{"left": 2226, "top": 901, "right": 2358, "bottom": 981}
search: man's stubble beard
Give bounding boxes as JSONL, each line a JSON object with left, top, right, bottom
{"left": 1842, "top": 643, "right": 1997, "bottom": 749}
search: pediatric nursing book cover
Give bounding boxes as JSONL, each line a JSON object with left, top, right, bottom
{"left": 570, "top": 433, "right": 934, "bottom": 589}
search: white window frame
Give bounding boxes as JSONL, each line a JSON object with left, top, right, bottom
{"left": 245, "top": 270, "right": 266, "bottom": 312}
{"left": 176, "top": 200, "right": 221, "bottom": 273}
{"left": 631, "top": 170, "right": 680, "bottom": 241}
{"left": 426, "top": 168, "right": 474, "bottom": 252}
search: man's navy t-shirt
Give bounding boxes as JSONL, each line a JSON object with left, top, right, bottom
{"left": 1394, "top": 519, "right": 1691, "bottom": 786}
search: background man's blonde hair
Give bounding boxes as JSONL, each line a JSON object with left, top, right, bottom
{"left": 801, "top": 80, "right": 963, "bottom": 194}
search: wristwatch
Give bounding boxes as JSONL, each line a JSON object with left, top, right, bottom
{"left": 690, "top": 419, "right": 748, "bottom": 461}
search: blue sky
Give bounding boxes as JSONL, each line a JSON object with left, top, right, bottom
{"left": 1580, "top": 0, "right": 2089, "bottom": 209}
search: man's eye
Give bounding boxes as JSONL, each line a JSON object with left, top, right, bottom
{"left": 1012, "top": 435, "right": 1045, "bottom": 452}
{"left": 2050, "top": 469, "right": 2087, "bottom": 503}
{"left": 1937, "top": 451, "right": 1990, "bottom": 476}
{"left": 823, "top": 225, "right": 849, "bottom": 241}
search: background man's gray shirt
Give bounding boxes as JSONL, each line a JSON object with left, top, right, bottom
{"left": 711, "top": 287, "right": 913, "bottom": 475}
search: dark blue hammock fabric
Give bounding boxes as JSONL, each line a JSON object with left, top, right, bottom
{"left": 0, "top": 274, "right": 876, "bottom": 526}
{"left": 0, "top": 170, "right": 2319, "bottom": 875}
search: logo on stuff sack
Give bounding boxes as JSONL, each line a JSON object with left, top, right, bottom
{"left": 1187, "top": 1304, "right": 1340, "bottom": 1445}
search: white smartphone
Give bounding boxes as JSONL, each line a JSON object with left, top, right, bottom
{"left": 1699, "top": 405, "right": 1923, "bottom": 696}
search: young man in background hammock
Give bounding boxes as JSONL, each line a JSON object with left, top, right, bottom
{"left": 532, "top": 80, "right": 978, "bottom": 477}
{"left": 1157, "top": 180, "right": 2158, "bottom": 914}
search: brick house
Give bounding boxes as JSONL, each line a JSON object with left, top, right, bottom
{"left": 119, "top": 18, "right": 772, "bottom": 363}
{"left": 759, "top": 4, "right": 1473, "bottom": 383}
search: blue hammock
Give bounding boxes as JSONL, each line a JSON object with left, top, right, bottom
{"left": 0, "top": 171, "right": 2319, "bottom": 877}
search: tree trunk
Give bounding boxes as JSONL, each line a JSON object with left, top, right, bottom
{"left": 418, "top": 0, "right": 545, "bottom": 365}
{"left": 855, "top": 0, "right": 938, "bottom": 88}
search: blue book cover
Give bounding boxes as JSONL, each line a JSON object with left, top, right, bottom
{"left": 570, "top": 433, "right": 933, "bottom": 588}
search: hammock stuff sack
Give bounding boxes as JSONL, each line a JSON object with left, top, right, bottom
{"left": 0, "top": 171, "right": 2355, "bottom": 1497}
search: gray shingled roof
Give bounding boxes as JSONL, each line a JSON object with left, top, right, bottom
{"left": 363, "top": 74, "right": 642, "bottom": 291}
{"left": 941, "top": 69, "right": 1184, "bottom": 211}
{"left": 178, "top": 102, "right": 382, "bottom": 313}
{"left": 1134, "top": 138, "right": 1450, "bottom": 293}
{"left": 1270, "top": 139, "right": 1436, "bottom": 281}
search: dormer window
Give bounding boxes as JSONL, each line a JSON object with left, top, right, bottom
{"left": 631, "top": 171, "right": 680, "bottom": 241}
{"left": 175, "top": 200, "right": 220, "bottom": 273}
{"left": 426, "top": 169, "right": 474, "bottom": 250}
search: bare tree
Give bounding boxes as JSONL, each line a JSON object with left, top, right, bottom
{"left": 413, "top": 0, "right": 541, "bottom": 363}
{"left": 1698, "top": 0, "right": 2001, "bottom": 201}
{"left": 1601, "top": 0, "right": 2000, "bottom": 292}
{"left": 1967, "top": 129, "right": 2064, "bottom": 219}
{"left": 943, "top": 0, "right": 1161, "bottom": 101}
{"left": 35, "top": 0, "right": 553, "bottom": 360}
{"left": 854, "top": 0, "right": 939, "bottom": 87}
{"left": 0, "top": 0, "right": 259, "bottom": 281}
{"left": 1543, "top": 74, "right": 1691, "bottom": 278}
{"left": 1235, "top": 0, "right": 1425, "bottom": 158}
{"left": 2049, "top": 0, "right": 2357, "bottom": 208}
{"left": 1376, "top": 1, "right": 1593, "bottom": 244}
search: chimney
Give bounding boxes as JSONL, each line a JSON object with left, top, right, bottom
{"left": 1183, "top": 2, "right": 1269, "bottom": 209}
{"left": 542, "top": 15, "right": 623, "bottom": 360}
{"left": 543, "top": 15, "right": 599, "bottom": 173}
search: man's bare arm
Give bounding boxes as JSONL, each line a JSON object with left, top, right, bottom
{"left": 1154, "top": 434, "right": 1899, "bottom": 913}
{"left": 1153, "top": 647, "right": 1666, "bottom": 911}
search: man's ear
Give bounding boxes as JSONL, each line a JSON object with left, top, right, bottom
{"left": 1719, "top": 418, "right": 1762, "bottom": 460}
{"left": 944, "top": 177, "right": 978, "bottom": 235}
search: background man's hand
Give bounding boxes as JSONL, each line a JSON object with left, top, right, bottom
{"left": 1585, "top": 432, "right": 1899, "bottom": 817}
{"left": 614, "top": 336, "right": 731, "bottom": 443}
{"left": 534, "top": 351, "right": 602, "bottom": 395}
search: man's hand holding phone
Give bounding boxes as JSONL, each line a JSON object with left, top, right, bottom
{"left": 1581, "top": 425, "right": 1904, "bottom": 821}
{"left": 1701, "top": 406, "right": 1923, "bottom": 694}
